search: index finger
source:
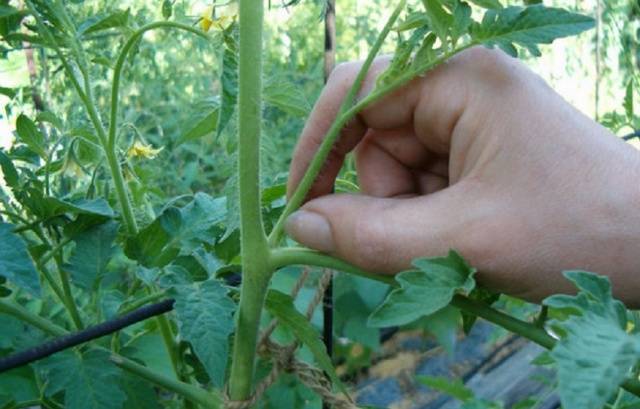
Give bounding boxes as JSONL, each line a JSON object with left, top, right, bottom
{"left": 287, "top": 56, "right": 421, "bottom": 200}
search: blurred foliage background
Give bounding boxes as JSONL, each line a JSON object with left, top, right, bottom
{"left": 0, "top": 0, "right": 637, "bottom": 204}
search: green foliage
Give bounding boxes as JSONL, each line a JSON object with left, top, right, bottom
{"left": 66, "top": 221, "right": 118, "bottom": 290}
{"left": 470, "top": 5, "right": 595, "bottom": 56}
{"left": 0, "top": 223, "right": 41, "bottom": 296}
{"left": 40, "top": 350, "right": 127, "bottom": 409}
{"left": 0, "top": 0, "right": 624, "bottom": 408}
{"left": 172, "top": 279, "right": 236, "bottom": 387}
{"left": 264, "top": 289, "right": 347, "bottom": 395}
{"left": 544, "top": 271, "right": 640, "bottom": 409}
{"left": 368, "top": 250, "right": 476, "bottom": 327}
{"left": 417, "top": 375, "right": 474, "bottom": 401}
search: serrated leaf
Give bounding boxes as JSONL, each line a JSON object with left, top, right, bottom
{"left": 544, "top": 271, "right": 640, "bottom": 409}
{"left": 78, "top": 10, "right": 130, "bottom": 36}
{"left": 264, "top": 79, "right": 311, "bottom": 117}
{"left": 121, "top": 374, "right": 161, "bottom": 409}
{"left": 417, "top": 375, "right": 474, "bottom": 402}
{"left": 217, "top": 27, "right": 238, "bottom": 139}
{"left": 422, "top": 0, "right": 454, "bottom": 45}
{"left": 41, "top": 350, "right": 126, "bottom": 409}
{"left": 172, "top": 279, "right": 236, "bottom": 387}
{"left": 396, "top": 11, "right": 429, "bottom": 32}
{"left": 0, "top": 149, "right": 19, "bottom": 189}
{"left": 368, "top": 250, "right": 476, "bottom": 328}
{"left": 15, "top": 114, "right": 46, "bottom": 159}
{"left": 0, "top": 223, "right": 41, "bottom": 296}
{"left": 125, "top": 207, "right": 181, "bottom": 268}
{"left": 470, "top": 5, "right": 595, "bottom": 57}
{"left": 265, "top": 290, "right": 349, "bottom": 397}
{"left": 177, "top": 109, "right": 219, "bottom": 146}
{"left": 66, "top": 221, "right": 118, "bottom": 290}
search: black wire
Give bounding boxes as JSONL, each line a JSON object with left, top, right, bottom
{"left": 0, "top": 299, "right": 175, "bottom": 374}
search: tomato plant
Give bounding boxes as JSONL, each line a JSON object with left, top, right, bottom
{"left": 0, "top": 1, "right": 639, "bottom": 409}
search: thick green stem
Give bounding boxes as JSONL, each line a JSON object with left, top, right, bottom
{"left": 269, "top": 247, "right": 640, "bottom": 396}
{"left": 228, "top": 0, "right": 272, "bottom": 401}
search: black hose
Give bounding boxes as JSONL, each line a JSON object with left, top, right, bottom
{"left": 0, "top": 299, "right": 175, "bottom": 373}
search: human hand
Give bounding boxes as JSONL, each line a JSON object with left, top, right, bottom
{"left": 285, "top": 47, "right": 640, "bottom": 304}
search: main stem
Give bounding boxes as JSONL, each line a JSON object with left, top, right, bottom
{"left": 228, "top": 0, "right": 271, "bottom": 401}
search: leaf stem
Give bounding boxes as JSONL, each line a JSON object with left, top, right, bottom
{"left": 267, "top": 0, "right": 406, "bottom": 246}
{"left": 110, "top": 354, "right": 222, "bottom": 408}
{"left": 24, "top": 1, "right": 138, "bottom": 236}
{"left": 269, "top": 247, "right": 640, "bottom": 397}
{"left": 228, "top": 0, "right": 272, "bottom": 401}
{"left": 107, "top": 21, "right": 209, "bottom": 150}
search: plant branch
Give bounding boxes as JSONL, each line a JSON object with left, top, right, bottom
{"left": 267, "top": 0, "right": 406, "bottom": 246}
{"left": 110, "top": 354, "right": 222, "bottom": 408}
{"left": 228, "top": 0, "right": 272, "bottom": 401}
{"left": 269, "top": 247, "right": 640, "bottom": 397}
{"left": 108, "top": 21, "right": 209, "bottom": 150}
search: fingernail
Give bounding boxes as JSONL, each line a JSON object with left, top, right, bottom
{"left": 285, "top": 210, "right": 335, "bottom": 253}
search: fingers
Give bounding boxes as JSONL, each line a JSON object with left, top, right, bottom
{"left": 287, "top": 57, "right": 422, "bottom": 200}
{"left": 284, "top": 186, "right": 477, "bottom": 273}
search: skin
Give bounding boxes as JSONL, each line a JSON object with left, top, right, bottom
{"left": 285, "top": 47, "right": 640, "bottom": 305}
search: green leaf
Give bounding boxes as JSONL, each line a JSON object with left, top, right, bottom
{"left": 543, "top": 271, "right": 640, "bottom": 409}
{"left": 125, "top": 207, "right": 181, "bottom": 268}
{"left": 470, "top": 5, "right": 595, "bottom": 57}
{"left": 41, "top": 350, "right": 126, "bottom": 409}
{"left": 172, "top": 279, "right": 236, "bottom": 387}
{"left": 0, "top": 5, "right": 20, "bottom": 18}
{"left": 66, "top": 221, "right": 118, "bottom": 290}
{"left": 0, "top": 149, "right": 19, "bottom": 189}
{"left": 78, "top": 10, "right": 130, "bottom": 36}
{"left": 177, "top": 109, "right": 219, "bottom": 146}
{"left": 468, "top": 0, "right": 502, "bottom": 8}
{"left": 15, "top": 114, "right": 46, "bottom": 159}
{"left": 368, "top": 250, "right": 476, "bottom": 327}
{"left": 265, "top": 290, "right": 349, "bottom": 396}
{"left": 121, "top": 374, "right": 161, "bottom": 409}
{"left": 417, "top": 375, "right": 474, "bottom": 402}
{"left": 417, "top": 305, "right": 460, "bottom": 355}
{"left": 264, "top": 79, "right": 311, "bottom": 117}
{"left": 0, "top": 223, "right": 40, "bottom": 296}
{"left": 216, "top": 27, "right": 239, "bottom": 139}
{"left": 0, "top": 367, "right": 39, "bottom": 404}
{"left": 421, "top": 0, "right": 454, "bottom": 45}
{"left": 624, "top": 80, "right": 634, "bottom": 122}
{"left": 161, "top": 0, "right": 173, "bottom": 20}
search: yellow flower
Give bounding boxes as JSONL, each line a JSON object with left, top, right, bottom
{"left": 200, "top": 3, "right": 238, "bottom": 32}
{"left": 127, "top": 141, "right": 163, "bottom": 159}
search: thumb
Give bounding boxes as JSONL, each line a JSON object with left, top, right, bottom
{"left": 284, "top": 189, "right": 475, "bottom": 274}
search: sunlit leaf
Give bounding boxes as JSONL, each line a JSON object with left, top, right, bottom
{"left": 470, "top": 5, "right": 594, "bottom": 57}
{"left": 544, "top": 271, "right": 640, "bottom": 409}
